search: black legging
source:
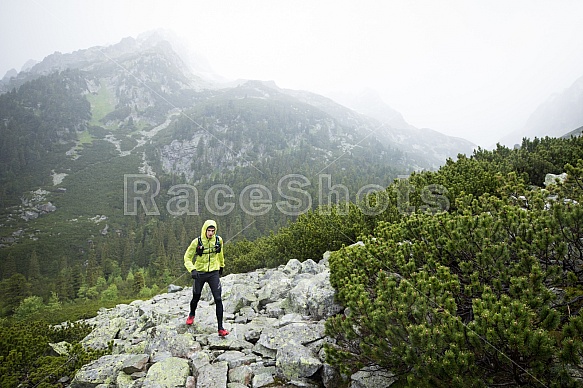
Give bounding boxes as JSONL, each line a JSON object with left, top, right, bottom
{"left": 190, "top": 270, "right": 224, "bottom": 330}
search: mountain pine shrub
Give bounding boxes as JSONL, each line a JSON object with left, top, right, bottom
{"left": 326, "top": 167, "right": 583, "bottom": 386}
{"left": 0, "top": 319, "right": 109, "bottom": 387}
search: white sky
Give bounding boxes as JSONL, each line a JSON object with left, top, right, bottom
{"left": 1, "top": 0, "right": 583, "bottom": 147}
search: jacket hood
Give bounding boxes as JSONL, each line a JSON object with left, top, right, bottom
{"left": 200, "top": 219, "right": 218, "bottom": 240}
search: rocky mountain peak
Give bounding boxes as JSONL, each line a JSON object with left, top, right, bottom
{"left": 0, "top": 30, "right": 209, "bottom": 93}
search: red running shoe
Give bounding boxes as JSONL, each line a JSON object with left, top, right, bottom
{"left": 186, "top": 315, "right": 195, "bottom": 325}
{"left": 218, "top": 328, "right": 229, "bottom": 337}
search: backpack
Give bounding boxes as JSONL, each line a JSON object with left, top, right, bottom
{"left": 196, "top": 235, "right": 221, "bottom": 256}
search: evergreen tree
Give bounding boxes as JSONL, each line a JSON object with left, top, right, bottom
{"left": 71, "top": 264, "right": 83, "bottom": 299}
{"left": 151, "top": 240, "right": 168, "bottom": 278}
{"left": 1, "top": 274, "right": 31, "bottom": 315}
{"left": 1, "top": 253, "right": 18, "bottom": 279}
{"left": 121, "top": 236, "right": 134, "bottom": 277}
{"left": 85, "top": 248, "right": 101, "bottom": 287}
{"left": 132, "top": 270, "right": 146, "bottom": 295}
{"left": 27, "top": 250, "right": 41, "bottom": 280}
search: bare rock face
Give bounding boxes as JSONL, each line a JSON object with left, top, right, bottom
{"left": 70, "top": 252, "right": 395, "bottom": 387}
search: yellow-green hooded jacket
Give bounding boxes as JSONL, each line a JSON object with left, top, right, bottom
{"left": 184, "top": 219, "right": 225, "bottom": 273}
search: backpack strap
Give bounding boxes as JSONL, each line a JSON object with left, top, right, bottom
{"left": 196, "top": 236, "right": 204, "bottom": 256}
{"left": 197, "top": 236, "right": 221, "bottom": 254}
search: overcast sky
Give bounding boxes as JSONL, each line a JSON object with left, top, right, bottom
{"left": 2, "top": 0, "right": 583, "bottom": 147}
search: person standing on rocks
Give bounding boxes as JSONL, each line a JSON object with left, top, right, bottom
{"left": 183, "top": 219, "right": 229, "bottom": 337}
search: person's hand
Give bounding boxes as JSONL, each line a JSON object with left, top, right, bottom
{"left": 219, "top": 267, "right": 224, "bottom": 276}
{"left": 191, "top": 269, "right": 198, "bottom": 279}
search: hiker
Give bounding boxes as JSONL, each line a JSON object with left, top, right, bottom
{"left": 183, "top": 219, "right": 229, "bottom": 337}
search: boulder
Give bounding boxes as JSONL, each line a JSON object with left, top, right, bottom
{"left": 544, "top": 172, "right": 568, "bottom": 186}
{"left": 141, "top": 357, "right": 190, "bottom": 387}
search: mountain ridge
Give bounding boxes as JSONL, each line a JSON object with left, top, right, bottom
{"left": 1, "top": 31, "right": 477, "bottom": 166}
{"left": 326, "top": 88, "right": 477, "bottom": 167}
{"left": 0, "top": 31, "right": 477, "bottom": 285}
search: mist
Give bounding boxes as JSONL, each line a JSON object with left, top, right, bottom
{"left": 2, "top": 0, "right": 583, "bottom": 148}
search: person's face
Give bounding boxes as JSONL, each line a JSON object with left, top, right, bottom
{"left": 206, "top": 227, "right": 215, "bottom": 239}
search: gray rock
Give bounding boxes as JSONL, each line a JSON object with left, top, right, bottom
{"left": 189, "top": 349, "right": 211, "bottom": 372}
{"left": 215, "top": 350, "right": 256, "bottom": 369}
{"left": 38, "top": 202, "right": 56, "bottom": 213}
{"left": 48, "top": 341, "right": 70, "bottom": 356}
{"left": 168, "top": 284, "right": 183, "bottom": 293}
{"left": 276, "top": 343, "right": 322, "bottom": 380}
{"left": 227, "top": 383, "right": 249, "bottom": 388}
{"left": 544, "top": 172, "right": 568, "bottom": 186}
{"left": 228, "top": 365, "right": 253, "bottom": 386}
{"left": 196, "top": 361, "right": 228, "bottom": 388}
{"left": 264, "top": 300, "right": 285, "bottom": 318}
{"left": 257, "top": 271, "right": 293, "bottom": 307}
{"left": 275, "top": 313, "right": 305, "bottom": 328}
{"left": 122, "top": 353, "right": 149, "bottom": 374}
{"left": 283, "top": 258, "right": 302, "bottom": 276}
{"left": 150, "top": 350, "right": 173, "bottom": 363}
{"left": 351, "top": 366, "right": 396, "bottom": 388}
{"left": 253, "top": 322, "right": 325, "bottom": 359}
{"left": 321, "top": 363, "right": 345, "bottom": 388}
{"left": 70, "top": 354, "right": 135, "bottom": 387}
{"left": 143, "top": 325, "right": 198, "bottom": 358}
{"left": 116, "top": 371, "right": 142, "bottom": 388}
{"left": 223, "top": 283, "right": 258, "bottom": 314}
{"left": 301, "top": 259, "right": 322, "bottom": 274}
{"left": 207, "top": 334, "right": 254, "bottom": 351}
{"left": 287, "top": 271, "right": 343, "bottom": 319}
{"left": 141, "top": 357, "right": 190, "bottom": 387}
{"left": 252, "top": 372, "right": 275, "bottom": 388}
{"left": 72, "top": 257, "right": 394, "bottom": 388}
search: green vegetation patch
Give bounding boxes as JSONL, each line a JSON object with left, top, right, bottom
{"left": 86, "top": 80, "right": 116, "bottom": 127}
{"left": 0, "top": 318, "right": 110, "bottom": 387}
{"left": 77, "top": 129, "right": 93, "bottom": 144}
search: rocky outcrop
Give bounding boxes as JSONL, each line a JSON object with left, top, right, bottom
{"left": 69, "top": 253, "right": 397, "bottom": 387}
{"left": 544, "top": 172, "right": 568, "bottom": 187}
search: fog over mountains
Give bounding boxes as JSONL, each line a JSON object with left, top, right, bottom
{"left": 0, "top": 31, "right": 479, "bottom": 257}
{"left": 500, "top": 74, "right": 583, "bottom": 147}
{"left": 0, "top": 31, "right": 479, "bottom": 172}
{"left": 4, "top": 27, "right": 582, "bottom": 153}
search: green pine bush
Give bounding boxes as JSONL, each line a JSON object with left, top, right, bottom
{"left": 325, "top": 163, "right": 583, "bottom": 386}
